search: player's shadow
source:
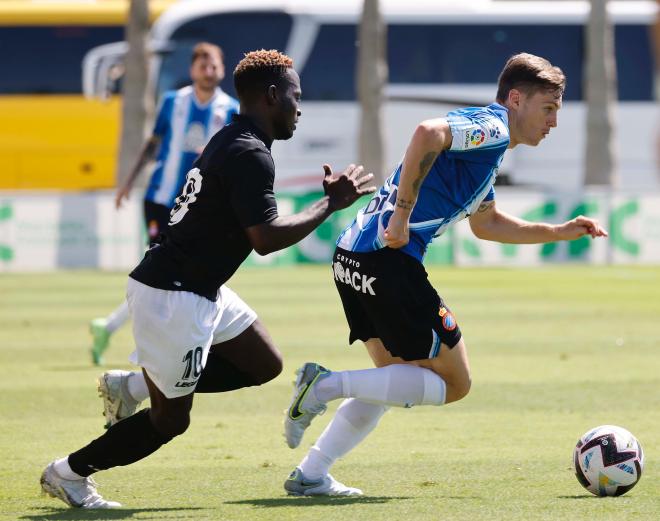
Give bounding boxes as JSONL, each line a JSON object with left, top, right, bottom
{"left": 20, "top": 506, "right": 204, "bottom": 520}
{"left": 557, "top": 494, "right": 630, "bottom": 501}
{"left": 226, "top": 495, "right": 410, "bottom": 508}
{"left": 556, "top": 495, "right": 615, "bottom": 500}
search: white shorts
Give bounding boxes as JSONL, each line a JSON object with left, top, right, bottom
{"left": 126, "top": 278, "right": 257, "bottom": 398}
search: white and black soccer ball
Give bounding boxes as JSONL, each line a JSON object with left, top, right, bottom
{"left": 573, "top": 425, "right": 644, "bottom": 497}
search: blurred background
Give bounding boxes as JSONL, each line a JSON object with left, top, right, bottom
{"left": 0, "top": 0, "right": 658, "bottom": 271}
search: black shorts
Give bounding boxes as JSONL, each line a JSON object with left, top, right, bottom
{"left": 143, "top": 200, "right": 171, "bottom": 245}
{"left": 333, "top": 246, "right": 462, "bottom": 361}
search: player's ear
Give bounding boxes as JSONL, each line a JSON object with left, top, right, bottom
{"left": 265, "top": 84, "right": 278, "bottom": 106}
{"left": 508, "top": 89, "right": 521, "bottom": 109}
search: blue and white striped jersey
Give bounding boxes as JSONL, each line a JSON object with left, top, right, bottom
{"left": 337, "top": 103, "right": 510, "bottom": 261}
{"left": 145, "top": 86, "right": 239, "bottom": 208}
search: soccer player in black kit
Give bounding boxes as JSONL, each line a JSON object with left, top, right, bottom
{"left": 40, "top": 49, "right": 375, "bottom": 509}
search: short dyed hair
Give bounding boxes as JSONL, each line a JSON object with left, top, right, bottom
{"left": 496, "top": 53, "right": 566, "bottom": 102}
{"left": 233, "top": 49, "right": 294, "bottom": 102}
{"left": 191, "top": 42, "right": 224, "bottom": 64}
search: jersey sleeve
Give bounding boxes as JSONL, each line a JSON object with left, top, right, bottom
{"left": 152, "top": 92, "right": 175, "bottom": 137}
{"left": 447, "top": 109, "right": 509, "bottom": 153}
{"left": 229, "top": 149, "right": 278, "bottom": 227}
{"left": 483, "top": 185, "right": 495, "bottom": 202}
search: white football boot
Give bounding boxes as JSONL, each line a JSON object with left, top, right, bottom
{"left": 98, "top": 370, "right": 142, "bottom": 428}
{"left": 40, "top": 462, "right": 121, "bottom": 509}
{"left": 284, "top": 363, "right": 330, "bottom": 449}
{"left": 284, "top": 467, "right": 363, "bottom": 496}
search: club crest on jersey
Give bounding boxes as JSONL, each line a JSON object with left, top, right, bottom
{"left": 439, "top": 307, "right": 457, "bottom": 330}
{"left": 333, "top": 261, "right": 376, "bottom": 295}
{"left": 148, "top": 219, "right": 159, "bottom": 238}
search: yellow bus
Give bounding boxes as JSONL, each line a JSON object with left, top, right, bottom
{"left": 0, "top": 0, "right": 174, "bottom": 190}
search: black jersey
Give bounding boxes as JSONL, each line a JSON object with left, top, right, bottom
{"left": 130, "top": 115, "right": 278, "bottom": 300}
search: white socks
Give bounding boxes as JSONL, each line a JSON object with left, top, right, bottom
{"left": 105, "top": 301, "right": 130, "bottom": 333}
{"left": 54, "top": 457, "right": 84, "bottom": 480}
{"left": 126, "top": 371, "right": 149, "bottom": 402}
{"left": 315, "top": 364, "right": 446, "bottom": 408}
{"left": 299, "top": 399, "right": 388, "bottom": 480}
{"left": 299, "top": 365, "right": 447, "bottom": 480}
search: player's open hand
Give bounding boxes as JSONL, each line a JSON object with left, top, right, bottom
{"left": 383, "top": 212, "right": 410, "bottom": 248}
{"left": 323, "top": 164, "right": 376, "bottom": 211}
{"left": 556, "top": 215, "right": 608, "bottom": 240}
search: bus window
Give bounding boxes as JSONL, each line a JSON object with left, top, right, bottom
{"left": 158, "top": 12, "right": 292, "bottom": 97}
{"left": 298, "top": 24, "right": 357, "bottom": 101}
{"left": 0, "top": 26, "right": 123, "bottom": 94}
{"left": 294, "top": 23, "right": 589, "bottom": 103}
{"left": 388, "top": 24, "right": 583, "bottom": 101}
{"left": 615, "top": 24, "right": 654, "bottom": 100}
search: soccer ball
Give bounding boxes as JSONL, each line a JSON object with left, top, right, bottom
{"left": 573, "top": 425, "right": 644, "bottom": 496}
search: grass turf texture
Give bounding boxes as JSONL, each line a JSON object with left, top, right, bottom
{"left": 0, "top": 266, "right": 658, "bottom": 521}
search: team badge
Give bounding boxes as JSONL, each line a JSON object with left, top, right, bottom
{"left": 148, "top": 219, "right": 159, "bottom": 239}
{"left": 439, "top": 307, "right": 457, "bottom": 331}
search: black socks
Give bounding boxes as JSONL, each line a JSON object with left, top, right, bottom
{"left": 68, "top": 409, "right": 172, "bottom": 477}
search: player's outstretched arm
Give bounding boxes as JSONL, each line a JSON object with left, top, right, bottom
{"left": 115, "top": 135, "right": 161, "bottom": 209}
{"left": 469, "top": 200, "right": 608, "bottom": 243}
{"left": 245, "top": 164, "right": 375, "bottom": 255}
{"left": 384, "top": 118, "right": 452, "bottom": 248}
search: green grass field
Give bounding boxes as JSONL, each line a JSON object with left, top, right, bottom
{"left": 1, "top": 265, "right": 659, "bottom": 521}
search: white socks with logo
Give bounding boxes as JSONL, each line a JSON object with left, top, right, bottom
{"left": 299, "top": 398, "right": 388, "bottom": 480}
{"left": 314, "top": 364, "right": 446, "bottom": 408}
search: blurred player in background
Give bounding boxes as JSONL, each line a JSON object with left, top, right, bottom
{"left": 89, "top": 42, "right": 239, "bottom": 365}
{"left": 282, "top": 53, "right": 608, "bottom": 496}
{"left": 40, "top": 49, "right": 374, "bottom": 509}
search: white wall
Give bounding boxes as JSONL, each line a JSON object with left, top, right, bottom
{"left": 1, "top": 188, "right": 659, "bottom": 271}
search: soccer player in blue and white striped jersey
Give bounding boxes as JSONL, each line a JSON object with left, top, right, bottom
{"left": 90, "top": 42, "right": 238, "bottom": 365}
{"left": 283, "top": 53, "right": 609, "bottom": 496}
{"left": 116, "top": 41, "right": 239, "bottom": 239}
